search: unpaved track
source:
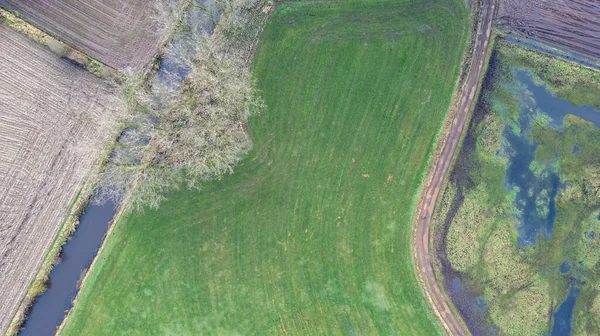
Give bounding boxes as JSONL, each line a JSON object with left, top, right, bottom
{"left": 0, "top": 25, "right": 122, "bottom": 335}
{"left": 414, "top": 0, "right": 495, "bottom": 335}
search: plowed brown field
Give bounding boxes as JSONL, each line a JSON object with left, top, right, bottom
{"left": 498, "top": 0, "right": 600, "bottom": 59}
{"left": 0, "top": 25, "right": 123, "bottom": 335}
{"left": 2, "top": 0, "right": 162, "bottom": 71}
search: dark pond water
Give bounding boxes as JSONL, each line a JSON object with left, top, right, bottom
{"left": 507, "top": 70, "right": 600, "bottom": 245}
{"left": 154, "top": 0, "right": 220, "bottom": 93}
{"left": 18, "top": 1, "right": 221, "bottom": 335}
{"left": 551, "top": 284, "right": 581, "bottom": 336}
{"left": 447, "top": 276, "right": 495, "bottom": 336}
{"left": 19, "top": 201, "right": 117, "bottom": 336}
{"left": 504, "top": 72, "right": 559, "bottom": 245}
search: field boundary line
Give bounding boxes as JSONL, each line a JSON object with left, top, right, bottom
{"left": 411, "top": 0, "right": 496, "bottom": 335}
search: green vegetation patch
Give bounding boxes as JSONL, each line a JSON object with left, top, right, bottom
{"left": 60, "top": 0, "right": 469, "bottom": 334}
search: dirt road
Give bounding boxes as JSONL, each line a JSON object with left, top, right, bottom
{"left": 413, "top": 0, "right": 495, "bottom": 335}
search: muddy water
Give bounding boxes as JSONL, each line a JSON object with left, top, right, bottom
{"left": 0, "top": 0, "right": 15, "bottom": 10}
{"left": 17, "top": 1, "right": 220, "bottom": 335}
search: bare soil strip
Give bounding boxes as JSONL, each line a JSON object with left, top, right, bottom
{"left": 1, "top": 0, "right": 162, "bottom": 71}
{"left": 0, "top": 25, "right": 123, "bottom": 335}
{"left": 413, "top": 0, "right": 495, "bottom": 334}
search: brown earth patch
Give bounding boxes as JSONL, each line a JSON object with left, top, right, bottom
{"left": 1, "top": 0, "right": 164, "bottom": 71}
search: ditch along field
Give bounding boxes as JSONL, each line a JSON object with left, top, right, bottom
{"left": 0, "top": 25, "right": 122, "bottom": 334}
{"left": 60, "top": 0, "right": 469, "bottom": 334}
{"left": 1, "top": 0, "right": 163, "bottom": 71}
{"left": 431, "top": 40, "right": 600, "bottom": 335}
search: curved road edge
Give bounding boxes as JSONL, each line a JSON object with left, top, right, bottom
{"left": 412, "top": 0, "right": 495, "bottom": 335}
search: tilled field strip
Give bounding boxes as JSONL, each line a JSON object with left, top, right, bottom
{"left": 414, "top": 0, "right": 495, "bottom": 334}
{"left": 0, "top": 25, "right": 123, "bottom": 335}
{"left": 2, "top": 0, "right": 162, "bottom": 71}
{"left": 498, "top": 0, "right": 600, "bottom": 60}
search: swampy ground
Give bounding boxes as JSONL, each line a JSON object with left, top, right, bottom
{"left": 60, "top": 0, "right": 469, "bottom": 334}
{"left": 432, "top": 39, "right": 600, "bottom": 335}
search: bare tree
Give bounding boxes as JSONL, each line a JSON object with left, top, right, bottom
{"left": 96, "top": 0, "right": 267, "bottom": 210}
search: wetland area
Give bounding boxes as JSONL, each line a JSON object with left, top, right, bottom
{"left": 433, "top": 39, "right": 600, "bottom": 335}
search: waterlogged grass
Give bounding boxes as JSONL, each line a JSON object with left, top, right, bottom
{"left": 60, "top": 0, "right": 469, "bottom": 334}
{"left": 433, "top": 40, "right": 600, "bottom": 335}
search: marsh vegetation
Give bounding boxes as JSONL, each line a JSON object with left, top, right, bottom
{"left": 432, "top": 40, "right": 600, "bottom": 335}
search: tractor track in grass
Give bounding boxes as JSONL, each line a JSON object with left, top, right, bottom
{"left": 413, "top": 0, "right": 495, "bottom": 334}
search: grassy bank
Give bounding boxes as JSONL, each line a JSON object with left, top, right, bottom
{"left": 60, "top": 0, "right": 469, "bottom": 334}
{"left": 432, "top": 40, "right": 600, "bottom": 335}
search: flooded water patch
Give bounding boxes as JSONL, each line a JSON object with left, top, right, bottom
{"left": 520, "top": 71, "right": 600, "bottom": 129}
{"left": 19, "top": 201, "right": 117, "bottom": 336}
{"left": 505, "top": 69, "right": 600, "bottom": 245}
{"left": 551, "top": 284, "right": 580, "bottom": 336}
{"left": 505, "top": 36, "right": 600, "bottom": 71}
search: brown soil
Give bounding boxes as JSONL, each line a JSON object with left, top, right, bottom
{"left": 498, "top": 0, "right": 600, "bottom": 59}
{"left": 413, "top": 0, "right": 496, "bottom": 334}
{"left": 1, "top": 0, "right": 163, "bottom": 71}
{"left": 0, "top": 25, "right": 123, "bottom": 335}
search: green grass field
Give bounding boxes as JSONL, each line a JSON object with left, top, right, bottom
{"left": 60, "top": 0, "right": 468, "bottom": 334}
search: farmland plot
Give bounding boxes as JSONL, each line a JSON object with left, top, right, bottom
{"left": 0, "top": 25, "right": 123, "bottom": 335}
{"left": 498, "top": 0, "right": 600, "bottom": 59}
{"left": 1, "top": 0, "right": 164, "bottom": 71}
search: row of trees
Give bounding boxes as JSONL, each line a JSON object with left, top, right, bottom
{"left": 95, "top": 0, "right": 268, "bottom": 210}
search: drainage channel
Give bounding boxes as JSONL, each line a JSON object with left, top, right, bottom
{"left": 17, "top": 1, "right": 219, "bottom": 334}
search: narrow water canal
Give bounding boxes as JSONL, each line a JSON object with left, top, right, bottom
{"left": 19, "top": 201, "right": 117, "bottom": 336}
{"left": 17, "top": 1, "right": 219, "bottom": 334}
